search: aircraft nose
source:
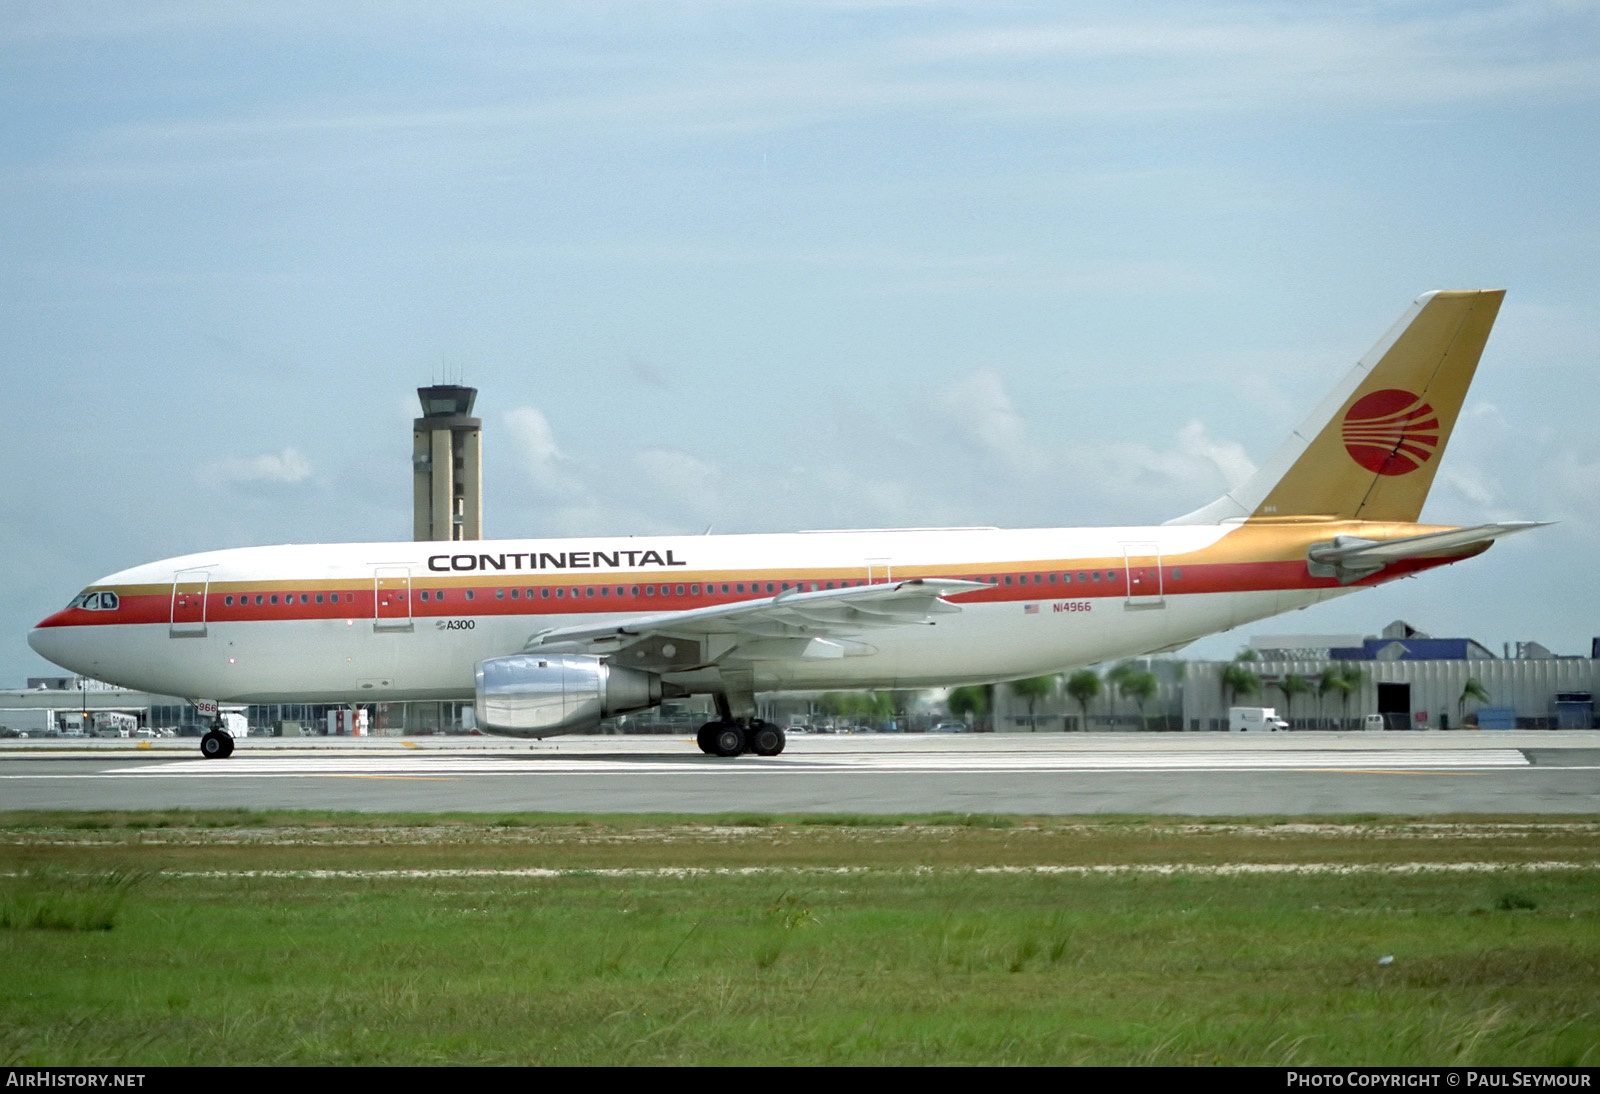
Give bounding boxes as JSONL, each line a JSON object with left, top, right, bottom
{"left": 28, "top": 616, "right": 75, "bottom": 671}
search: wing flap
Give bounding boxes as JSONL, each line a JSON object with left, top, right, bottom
{"left": 522, "top": 577, "right": 987, "bottom": 661}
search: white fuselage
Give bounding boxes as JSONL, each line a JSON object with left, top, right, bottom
{"left": 28, "top": 523, "right": 1385, "bottom": 705}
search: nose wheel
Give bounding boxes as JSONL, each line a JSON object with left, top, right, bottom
{"left": 200, "top": 729, "right": 234, "bottom": 759}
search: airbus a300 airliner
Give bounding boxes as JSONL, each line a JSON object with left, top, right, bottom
{"left": 30, "top": 290, "right": 1539, "bottom": 759}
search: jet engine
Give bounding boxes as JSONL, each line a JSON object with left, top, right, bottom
{"left": 474, "top": 654, "right": 667, "bottom": 737}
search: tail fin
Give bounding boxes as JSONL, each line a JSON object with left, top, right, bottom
{"left": 1168, "top": 289, "right": 1504, "bottom": 525}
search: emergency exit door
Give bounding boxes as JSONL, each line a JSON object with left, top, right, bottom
{"left": 170, "top": 569, "right": 210, "bottom": 638}
{"left": 1121, "top": 542, "right": 1166, "bottom": 609}
{"left": 373, "top": 567, "right": 413, "bottom": 632}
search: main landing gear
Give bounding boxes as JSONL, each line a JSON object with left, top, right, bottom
{"left": 696, "top": 720, "right": 787, "bottom": 758}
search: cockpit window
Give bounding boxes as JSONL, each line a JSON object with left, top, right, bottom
{"left": 68, "top": 591, "right": 119, "bottom": 611}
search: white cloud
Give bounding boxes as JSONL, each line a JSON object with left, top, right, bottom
{"left": 1174, "top": 419, "right": 1255, "bottom": 491}
{"left": 633, "top": 447, "right": 722, "bottom": 519}
{"left": 504, "top": 406, "right": 576, "bottom": 498}
{"left": 931, "top": 370, "right": 1041, "bottom": 472}
{"left": 919, "top": 370, "right": 1253, "bottom": 523}
{"left": 201, "top": 447, "right": 311, "bottom": 486}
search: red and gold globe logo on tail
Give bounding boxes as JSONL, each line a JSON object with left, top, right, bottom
{"left": 1341, "top": 389, "right": 1440, "bottom": 476}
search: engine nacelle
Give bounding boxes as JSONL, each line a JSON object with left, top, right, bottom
{"left": 474, "top": 654, "right": 666, "bottom": 738}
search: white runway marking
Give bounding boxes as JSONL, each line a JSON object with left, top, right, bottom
{"left": 71, "top": 748, "right": 1534, "bottom": 777}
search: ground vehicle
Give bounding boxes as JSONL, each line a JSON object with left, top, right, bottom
{"left": 931, "top": 721, "right": 969, "bottom": 733}
{"left": 1229, "top": 707, "right": 1289, "bottom": 732}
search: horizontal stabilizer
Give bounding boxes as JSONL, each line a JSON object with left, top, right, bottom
{"left": 1307, "top": 521, "right": 1547, "bottom": 584}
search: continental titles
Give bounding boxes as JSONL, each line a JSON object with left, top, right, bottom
{"left": 427, "top": 550, "right": 688, "bottom": 573}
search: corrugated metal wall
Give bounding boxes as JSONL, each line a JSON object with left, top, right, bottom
{"left": 1182, "top": 658, "right": 1600, "bottom": 730}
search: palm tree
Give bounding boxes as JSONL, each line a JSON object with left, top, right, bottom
{"left": 1105, "top": 661, "right": 1140, "bottom": 720}
{"left": 1221, "top": 662, "right": 1261, "bottom": 709}
{"left": 1459, "top": 677, "right": 1491, "bottom": 725}
{"left": 1008, "top": 675, "right": 1059, "bottom": 731}
{"left": 1275, "top": 673, "right": 1313, "bottom": 727}
{"left": 1065, "top": 670, "right": 1102, "bottom": 732}
{"left": 1318, "top": 662, "right": 1364, "bottom": 730}
{"left": 1117, "top": 669, "right": 1159, "bottom": 730}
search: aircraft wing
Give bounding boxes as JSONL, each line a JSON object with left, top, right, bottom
{"left": 521, "top": 577, "right": 989, "bottom": 671}
{"left": 1307, "top": 521, "right": 1547, "bottom": 584}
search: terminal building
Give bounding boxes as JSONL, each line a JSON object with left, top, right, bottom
{"left": 989, "top": 620, "right": 1598, "bottom": 733}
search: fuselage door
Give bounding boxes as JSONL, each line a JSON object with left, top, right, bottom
{"left": 1121, "top": 542, "right": 1165, "bottom": 610}
{"left": 374, "top": 567, "right": 413, "bottom": 632}
{"left": 866, "top": 558, "right": 893, "bottom": 584}
{"left": 170, "top": 568, "right": 210, "bottom": 638}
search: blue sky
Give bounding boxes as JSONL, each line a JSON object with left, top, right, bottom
{"left": 4, "top": 1, "right": 1598, "bottom": 684}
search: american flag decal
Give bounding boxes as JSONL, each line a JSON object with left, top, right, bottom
{"left": 1023, "top": 603, "right": 1039, "bottom": 614}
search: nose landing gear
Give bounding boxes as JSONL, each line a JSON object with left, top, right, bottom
{"left": 199, "top": 728, "right": 234, "bottom": 759}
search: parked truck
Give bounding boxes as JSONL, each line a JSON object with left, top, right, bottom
{"left": 1229, "top": 706, "right": 1290, "bottom": 732}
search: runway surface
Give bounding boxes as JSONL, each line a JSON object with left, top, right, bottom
{"left": 2, "top": 732, "right": 1596, "bottom": 814}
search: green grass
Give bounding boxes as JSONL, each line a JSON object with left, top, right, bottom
{"left": 1, "top": 812, "right": 1597, "bottom": 1065}
{"left": 0, "top": 869, "right": 142, "bottom": 931}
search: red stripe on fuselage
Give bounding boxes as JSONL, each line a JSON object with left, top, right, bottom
{"left": 34, "top": 553, "right": 1466, "bottom": 631}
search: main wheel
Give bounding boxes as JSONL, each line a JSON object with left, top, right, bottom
{"left": 696, "top": 723, "right": 720, "bottom": 755}
{"left": 749, "top": 722, "right": 786, "bottom": 756}
{"left": 200, "top": 730, "right": 233, "bottom": 760}
{"left": 711, "top": 723, "right": 747, "bottom": 757}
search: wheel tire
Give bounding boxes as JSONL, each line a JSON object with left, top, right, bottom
{"left": 749, "top": 722, "right": 786, "bottom": 756}
{"left": 696, "top": 723, "right": 720, "bottom": 755}
{"left": 712, "top": 724, "right": 747, "bottom": 757}
{"left": 200, "top": 731, "right": 232, "bottom": 760}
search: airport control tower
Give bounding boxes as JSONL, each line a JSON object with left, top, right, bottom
{"left": 412, "top": 385, "right": 482, "bottom": 541}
